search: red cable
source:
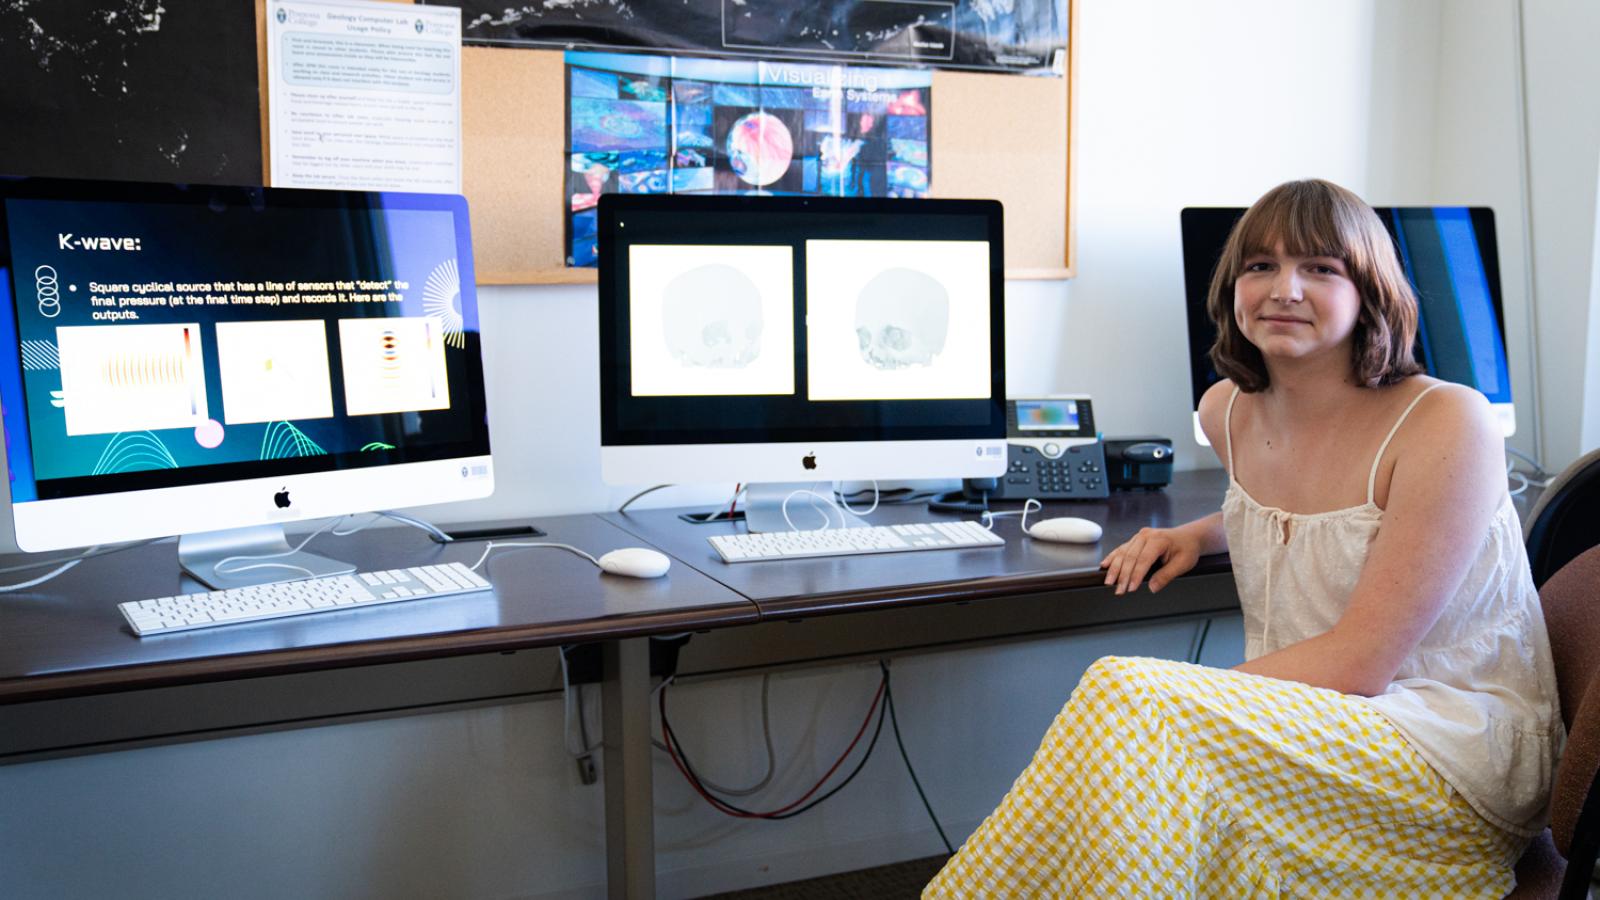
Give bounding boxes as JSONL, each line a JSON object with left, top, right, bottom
{"left": 660, "top": 676, "right": 887, "bottom": 819}
{"left": 727, "top": 483, "right": 741, "bottom": 518}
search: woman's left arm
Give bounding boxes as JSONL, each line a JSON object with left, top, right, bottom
{"left": 1235, "top": 386, "right": 1507, "bottom": 696}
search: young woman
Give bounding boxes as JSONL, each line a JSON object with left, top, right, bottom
{"left": 926, "top": 180, "right": 1561, "bottom": 897}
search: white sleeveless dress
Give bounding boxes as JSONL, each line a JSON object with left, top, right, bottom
{"left": 1223, "top": 382, "right": 1563, "bottom": 835}
{"left": 927, "top": 382, "right": 1562, "bottom": 897}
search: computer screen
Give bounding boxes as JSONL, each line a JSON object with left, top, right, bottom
{"left": 597, "top": 194, "right": 1007, "bottom": 513}
{"left": 0, "top": 177, "right": 492, "bottom": 582}
{"left": 1180, "top": 206, "right": 1515, "bottom": 444}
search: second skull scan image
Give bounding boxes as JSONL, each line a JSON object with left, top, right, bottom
{"left": 853, "top": 266, "right": 950, "bottom": 370}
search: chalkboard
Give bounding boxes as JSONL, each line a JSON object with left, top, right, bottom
{"left": 0, "top": 1, "right": 262, "bottom": 185}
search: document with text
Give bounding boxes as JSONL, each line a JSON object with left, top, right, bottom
{"left": 267, "top": 0, "right": 462, "bottom": 193}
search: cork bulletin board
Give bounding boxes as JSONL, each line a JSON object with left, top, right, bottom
{"left": 257, "top": 0, "right": 1076, "bottom": 283}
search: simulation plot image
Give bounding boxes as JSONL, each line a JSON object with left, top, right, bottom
{"left": 56, "top": 322, "right": 210, "bottom": 437}
{"left": 215, "top": 319, "right": 335, "bottom": 425}
{"left": 337, "top": 317, "right": 452, "bottom": 417}
{"left": 626, "top": 243, "right": 796, "bottom": 397}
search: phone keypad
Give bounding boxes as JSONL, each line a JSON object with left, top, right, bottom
{"left": 999, "top": 444, "right": 1109, "bottom": 499}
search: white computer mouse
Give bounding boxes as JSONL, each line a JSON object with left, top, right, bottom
{"left": 1026, "top": 517, "right": 1104, "bottom": 544}
{"left": 597, "top": 547, "right": 672, "bottom": 578}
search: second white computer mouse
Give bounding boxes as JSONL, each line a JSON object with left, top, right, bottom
{"left": 597, "top": 547, "right": 672, "bottom": 578}
{"left": 1026, "top": 517, "right": 1104, "bottom": 544}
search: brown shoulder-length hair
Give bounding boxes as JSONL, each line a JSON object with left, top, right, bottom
{"left": 1207, "top": 179, "right": 1423, "bottom": 391}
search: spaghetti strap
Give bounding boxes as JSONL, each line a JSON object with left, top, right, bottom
{"left": 1367, "top": 383, "right": 1448, "bottom": 505}
{"left": 1224, "top": 385, "right": 1242, "bottom": 482}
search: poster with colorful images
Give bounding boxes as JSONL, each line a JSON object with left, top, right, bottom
{"left": 565, "top": 52, "right": 933, "bottom": 268}
{"left": 430, "top": 0, "right": 1067, "bottom": 77}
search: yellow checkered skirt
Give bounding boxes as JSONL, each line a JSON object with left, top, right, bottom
{"left": 925, "top": 656, "right": 1526, "bottom": 898}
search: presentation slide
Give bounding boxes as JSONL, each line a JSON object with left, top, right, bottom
{"left": 0, "top": 195, "right": 480, "bottom": 493}
{"left": 628, "top": 243, "right": 796, "bottom": 397}
{"left": 804, "top": 239, "right": 991, "bottom": 401}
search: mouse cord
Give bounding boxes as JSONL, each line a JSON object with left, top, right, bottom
{"left": 211, "top": 511, "right": 453, "bottom": 578}
{"left": 0, "top": 539, "right": 164, "bottom": 592}
{"left": 834, "top": 480, "right": 880, "bottom": 517}
{"left": 781, "top": 487, "right": 848, "bottom": 531}
{"left": 0, "top": 548, "right": 100, "bottom": 592}
{"left": 211, "top": 516, "right": 352, "bottom": 577}
{"left": 618, "top": 484, "right": 672, "bottom": 512}
{"left": 470, "top": 541, "right": 600, "bottom": 572}
{"left": 980, "top": 498, "right": 1042, "bottom": 532}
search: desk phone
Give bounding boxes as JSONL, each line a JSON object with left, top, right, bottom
{"left": 992, "top": 395, "right": 1109, "bottom": 500}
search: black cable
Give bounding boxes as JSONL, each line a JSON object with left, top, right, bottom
{"left": 927, "top": 489, "right": 991, "bottom": 515}
{"left": 882, "top": 660, "right": 954, "bottom": 855}
{"left": 661, "top": 670, "right": 890, "bottom": 820}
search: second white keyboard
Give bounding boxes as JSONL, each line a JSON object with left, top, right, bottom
{"left": 118, "top": 562, "right": 492, "bottom": 636}
{"left": 709, "top": 521, "right": 1003, "bottom": 563}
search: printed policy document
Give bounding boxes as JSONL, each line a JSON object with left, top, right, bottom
{"left": 267, "top": 0, "right": 462, "bottom": 193}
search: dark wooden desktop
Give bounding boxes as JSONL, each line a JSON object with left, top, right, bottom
{"left": 0, "top": 469, "right": 1245, "bottom": 900}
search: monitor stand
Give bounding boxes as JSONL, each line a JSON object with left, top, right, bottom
{"left": 179, "top": 524, "right": 356, "bottom": 589}
{"left": 741, "top": 482, "right": 868, "bottom": 533}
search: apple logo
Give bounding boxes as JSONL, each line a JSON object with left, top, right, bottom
{"left": 801, "top": 453, "right": 817, "bottom": 470}
{"left": 273, "top": 487, "right": 291, "bottom": 509}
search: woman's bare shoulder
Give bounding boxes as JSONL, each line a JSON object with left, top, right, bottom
{"left": 1393, "top": 376, "right": 1494, "bottom": 438}
{"left": 1197, "top": 379, "right": 1237, "bottom": 467}
{"left": 1383, "top": 376, "right": 1500, "bottom": 475}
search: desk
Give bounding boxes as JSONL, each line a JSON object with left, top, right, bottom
{"left": 1, "top": 470, "right": 1240, "bottom": 900}
{"left": 0, "top": 513, "right": 758, "bottom": 900}
{"left": 605, "top": 468, "right": 1234, "bottom": 620}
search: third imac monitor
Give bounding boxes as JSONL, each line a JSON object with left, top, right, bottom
{"left": 1181, "top": 206, "right": 1515, "bottom": 445}
{"left": 597, "top": 195, "right": 1007, "bottom": 528}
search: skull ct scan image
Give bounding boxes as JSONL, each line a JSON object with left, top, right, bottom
{"left": 854, "top": 266, "right": 951, "bottom": 370}
{"left": 804, "top": 237, "right": 990, "bottom": 401}
{"left": 626, "top": 242, "right": 796, "bottom": 397}
{"left": 661, "top": 263, "right": 764, "bottom": 369}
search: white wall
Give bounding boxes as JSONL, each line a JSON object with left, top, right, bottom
{"left": 1430, "top": 0, "right": 1541, "bottom": 459}
{"left": 7, "top": 1, "right": 1595, "bottom": 897}
{"left": 1517, "top": 0, "right": 1600, "bottom": 467}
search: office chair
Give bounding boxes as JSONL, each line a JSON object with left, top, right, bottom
{"left": 1524, "top": 448, "right": 1600, "bottom": 588}
{"left": 1508, "top": 545, "right": 1600, "bottom": 899}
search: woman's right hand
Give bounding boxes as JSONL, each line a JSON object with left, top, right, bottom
{"left": 1099, "top": 526, "right": 1202, "bottom": 595}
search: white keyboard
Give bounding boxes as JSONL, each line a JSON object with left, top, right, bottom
{"left": 709, "top": 520, "right": 1003, "bottom": 563}
{"left": 118, "top": 562, "right": 492, "bottom": 637}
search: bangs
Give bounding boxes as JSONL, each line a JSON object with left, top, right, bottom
{"left": 1233, "top": 187, "right": 1355, "bottom": 262}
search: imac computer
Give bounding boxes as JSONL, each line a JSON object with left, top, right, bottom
{"left": 596, "top": 194, "right": 1007, "bottom": 532}
{"left": 0, "top": 177, "right": 493, "bottom": 586}
{"left": 1181, "top": 206, "right": 1516, "bottom": 445}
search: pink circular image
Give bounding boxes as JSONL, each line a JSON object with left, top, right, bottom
{"left": 195, "top": 419, "right": 224, "bottom": 449}
{"left": 726, "top": 112, "right": 794, "bottom": 187}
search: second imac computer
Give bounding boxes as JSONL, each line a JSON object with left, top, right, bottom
{"left": 596, "top": 194, "right": 1007, "bottom": 531}
{"left": 0, "top": 177, "right": 493, "bottom": 586}
{"left": 1181, "top": 206, "right": 1516, "bottom": 445}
